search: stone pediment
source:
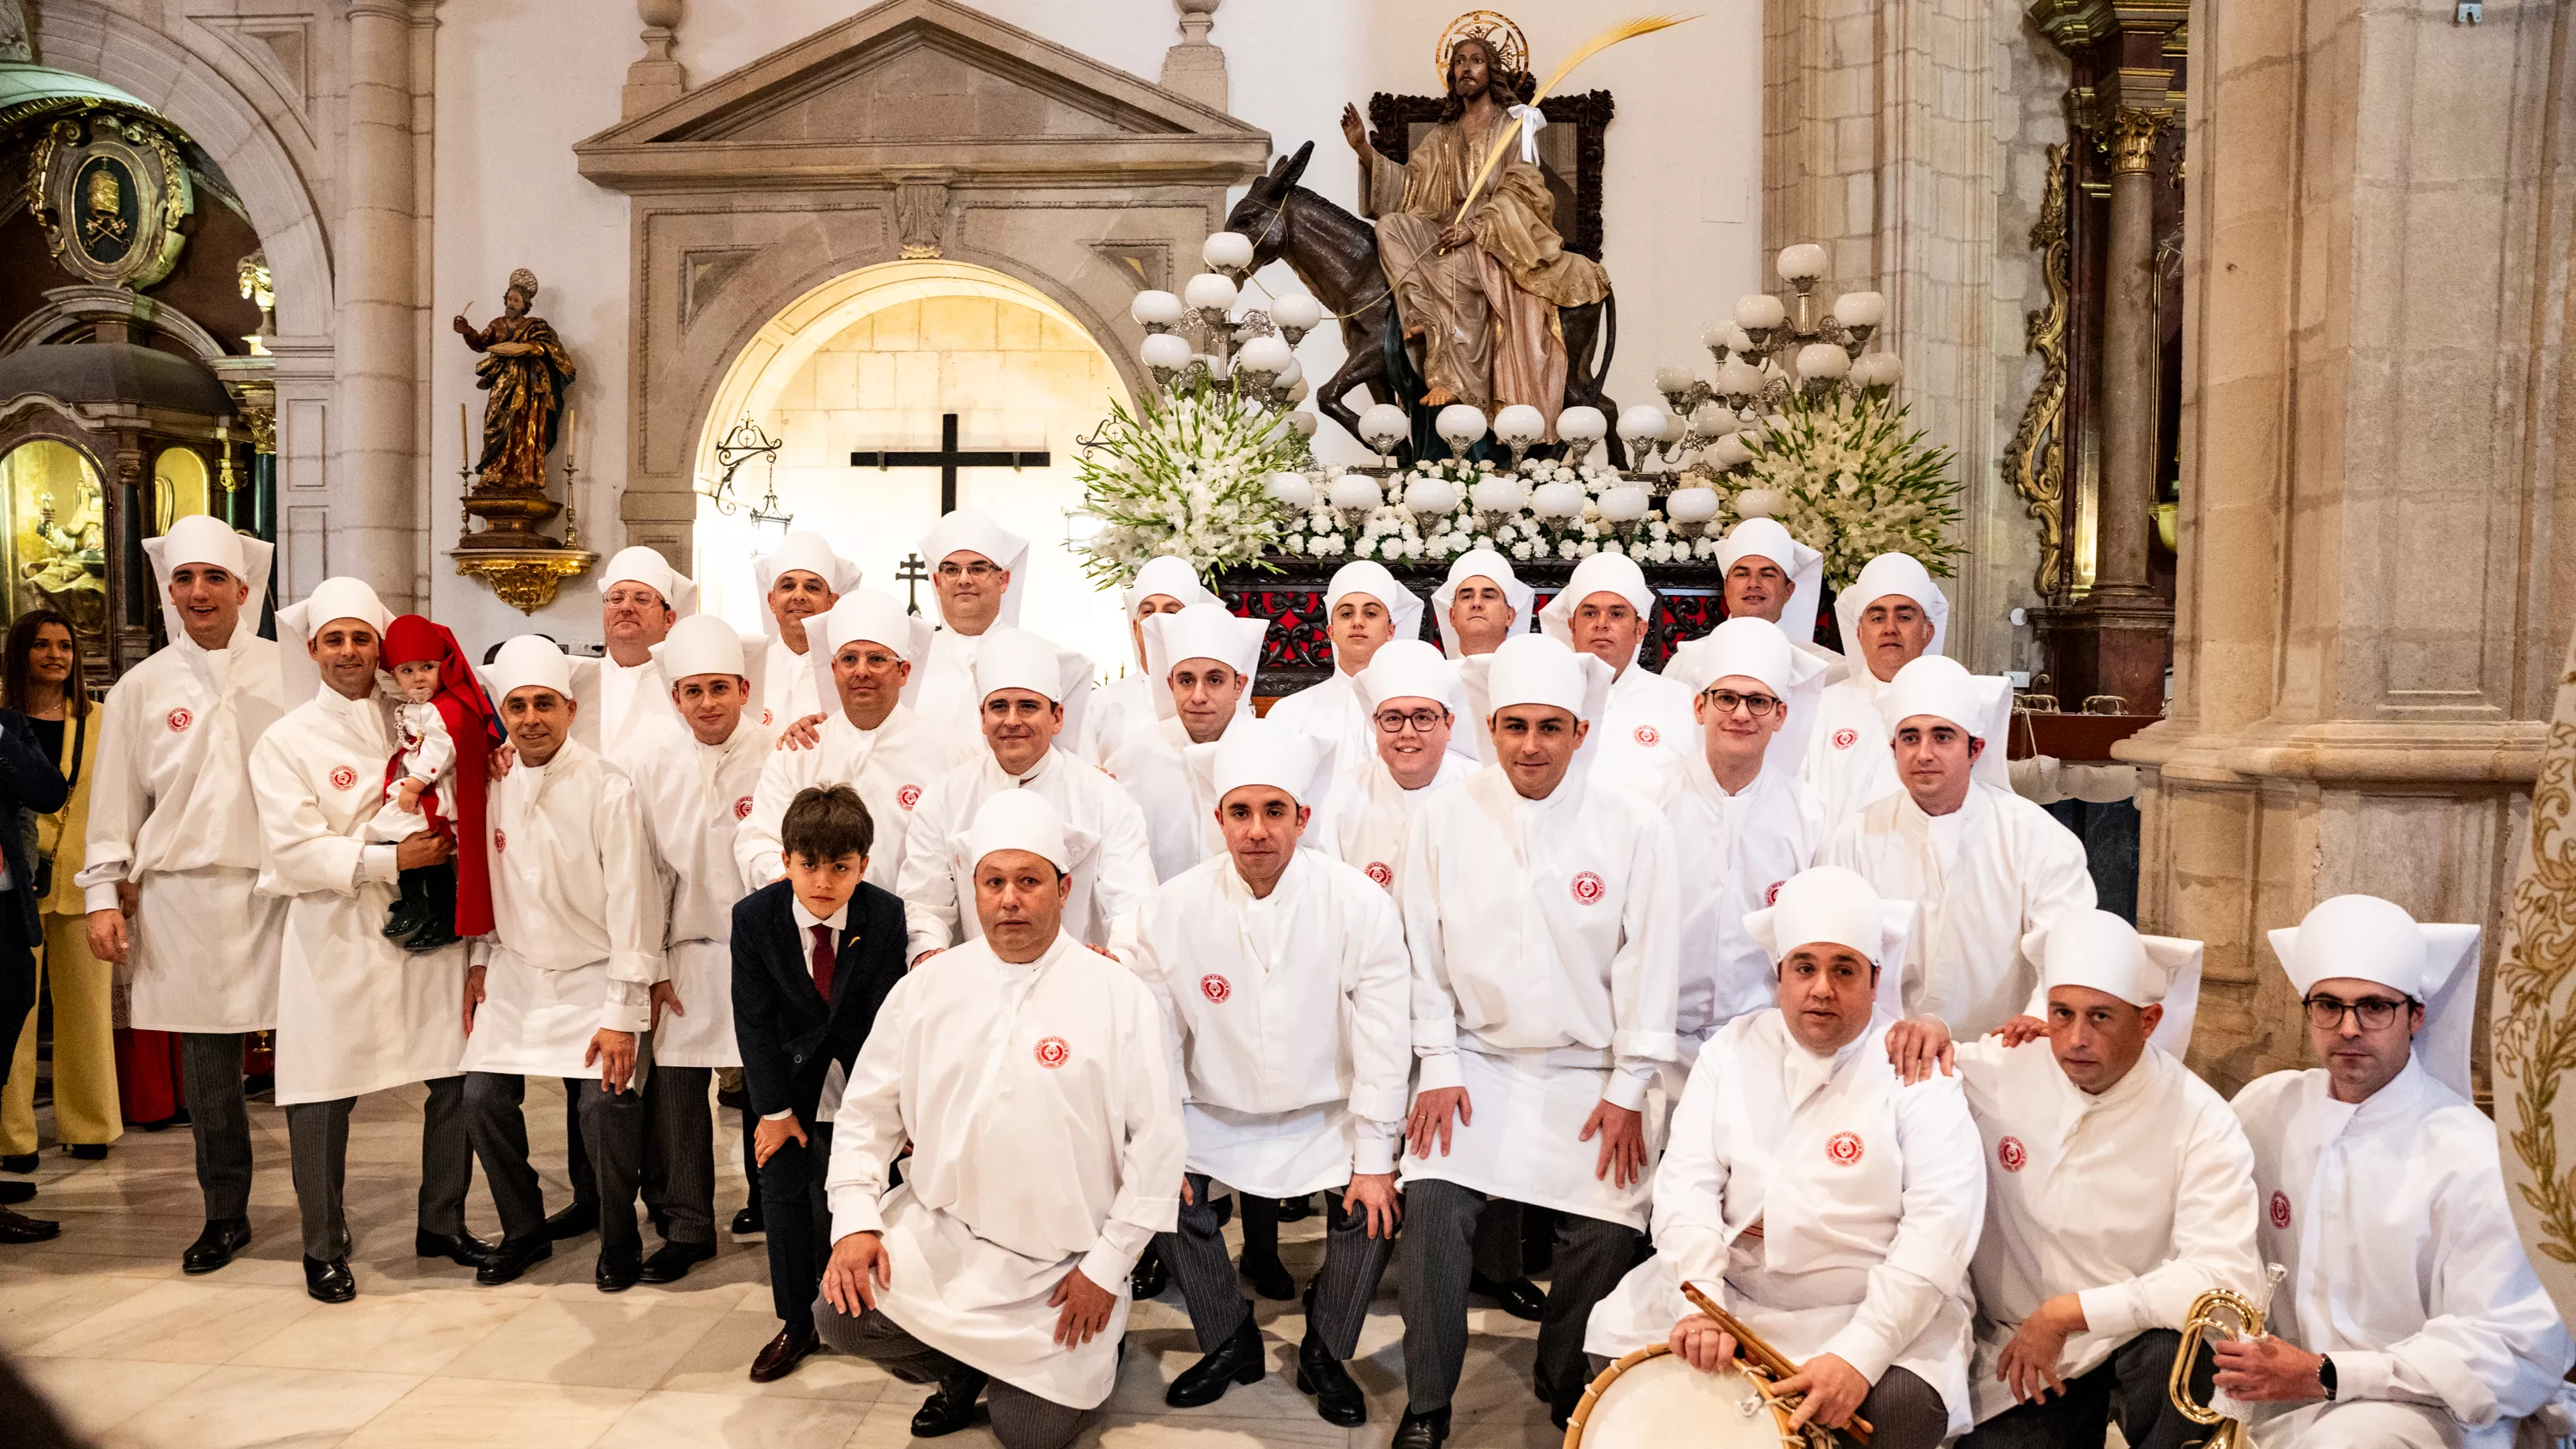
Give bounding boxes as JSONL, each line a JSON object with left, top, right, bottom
{"left": 574, "top": 0, "right": 1268, "bottom": 191}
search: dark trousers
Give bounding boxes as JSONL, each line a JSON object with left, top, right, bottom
{"left": 1159, "top": 1173, "right": 1392, "bottom": 1360}
{"left": 466, "top": 1052, "right": 652, "bottom": 1260}
{"left": 179, "top": 1031, "right": 253, "bottom": 1220}
{"left": 561, "top": 1079, "right": 597, "bottom": 1210}
{"left": 1959, "top": 1328, "right": 2213, "bottom": 1449}
{"left": 0, "top": 894, "right": 31, "bottom": 1092}
{"left": 757, "top": 1119, "right": 832, "bottom": 1331}
{"left": 285, "top": 1076, "right": 473, "bottom": 1260}
{"left": 643, "top": 1064, "right": 716, "bottom": 1247}
{"left": 813, "top": 1298, "right": 1086, "bottom": 1449}
{"left": 1399, "top": 1178, "right": 1641, "bottom": 1415}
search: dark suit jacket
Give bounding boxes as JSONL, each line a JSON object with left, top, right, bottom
{"left": 731, "top": 878, "right": 908, "bottom": 1125}
{"left": 0, "top": 710, "right": 68, "bottom": 943}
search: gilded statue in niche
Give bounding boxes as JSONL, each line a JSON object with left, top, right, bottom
{"left": 453, "top": 267, "right": 576, "bottom": 490}
{"left": 0, "top": 442, "right": 108, "bottom": 642}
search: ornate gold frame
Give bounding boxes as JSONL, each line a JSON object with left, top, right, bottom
{"left": 2003, "top": 142, "right": 2072, "bottom": 597}
{"left": 453, "top": 548, "right": 595, "bottom": 615}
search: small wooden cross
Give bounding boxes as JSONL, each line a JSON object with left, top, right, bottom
{"left": 895, "top": 553, "right": 930, "bottom": 616}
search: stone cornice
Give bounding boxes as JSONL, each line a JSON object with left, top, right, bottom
{"left": 2117, "top": 718, "right": 2549, "bottom": 786}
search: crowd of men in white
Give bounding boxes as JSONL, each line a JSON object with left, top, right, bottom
{"left": 60, "top": 506, "right": 2574, "bottom": 1449}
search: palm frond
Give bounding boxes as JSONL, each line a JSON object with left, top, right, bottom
{"left": 1452, "top": 15, "right": 1698, "bottom": 222}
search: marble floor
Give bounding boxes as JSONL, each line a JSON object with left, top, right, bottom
{"left": 0, "top": 1082, "right": 1565, "bottom": 1448}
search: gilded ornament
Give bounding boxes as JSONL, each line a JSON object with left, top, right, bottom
{"left": 451, "top": 268, "right": 576, "bottom": 549}
{"left": 2003, "top": 142, "right": 2073, "bottom": 597}
{"left": 2495, "top": 637, "right": 2576, "bottom": 1304}
{"left": 453, "top": 549, "right": 595, "bottom": 614}
{"left": 2110, "top": 106, "right": 2170, "bottom": 175}
{"left": 26, "top": 112, "right": 193, "bottom": 288}
{"left": 1434, "top": 10, "right": 1528, "bottom": 87}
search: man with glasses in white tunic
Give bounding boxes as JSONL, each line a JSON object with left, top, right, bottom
{"left": 2221, "top": 894, "right": 2574, "bottom": 1448}
{"left": 82, "top": 514, "right": 287, "bottom": 1274}
{"left": 1805, "top": 552, "right": 1953, "bottom": 831}
{"left": 750, "top": 530, "right": 860, "bottom": 733}
{"left": 912, "top": 508, "right": 1034, "bottom": 738}
{"left": 583, "top": 544, "right": 692, "bottom": 762}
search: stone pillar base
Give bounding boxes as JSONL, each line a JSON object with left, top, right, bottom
{"left": 2032, "top": 596, "right": 2172, "bottom": 715}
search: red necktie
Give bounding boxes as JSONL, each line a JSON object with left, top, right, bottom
{"left": 809, "top": 922, "right": 835, "bottom": 1000}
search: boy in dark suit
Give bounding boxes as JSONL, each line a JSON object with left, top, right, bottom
{"left": 732, "top": 785, "right": 908, "bottom": 1381}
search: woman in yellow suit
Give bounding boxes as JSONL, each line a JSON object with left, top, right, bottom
{"left": 0, "top": 610, "right": 118, "bottom": 1168}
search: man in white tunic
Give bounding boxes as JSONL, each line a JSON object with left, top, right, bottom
{"left": 750, "top": 530, "right": 860, "bottom": 732}
{"left": 1328, "top": 640, "right": 1473, "bottom": 878}
{"left": 1805, "top": 552, "right": 1964, "bottom": 830}
{"left": 81, "top": 514, "right": 287, "bottom": 1274}
{"left": 1821, "top": 655, "right": 2093, "bottom": 1039}
{"left": 1394, "top": 633, "right": 1680, "bottom": 1445}
{"left": 625, "top": 615, "right": 773, "bottom": 1285}
{"left": 1884, "top": 909, "right": 2262, "bottom": 1448}
{"left": 1122, "top": 722, "right": 1409, "bottom": 1427}
{"left": 738, "top": 588, "right": 967, "bottom": 897}
{"left": 459, "top": 636, "right": 666, "bottom": 1289}
{"left": 582, "top": 544, "right": 692, "bottom": 761}
{"left": 253, "top": 577, "right": 482, "bottom": 1302}
{"left": 1265, "top": 560, "right": 1424, "bottom": 772}
{"left": 2221, "top": 894, "right": 2575, "bottom": 1448}
{"left": 816, "top": 790, "right": 1184, "bottom": 1449}
{"left": 1536, "top": 552, "right": 1695, "bottom": 791}
{"left": 1079, "top": 555, "right": 1220, "bottom": 767}
{"left": 1715, "top": 517, "right": 1838, "bottom": 669}
{"left": 896, "top": 629, "right": 1151, "bottom": 963}
{"left": 1104, "top": 603, "right": 1268, "bottom": 882}
{"left": 1430, "top": 546, "right": 1534, "bottom": 659}
{"left": 912, "top": 508, "right": 1033, "bottom": 738}
{"left": 1654, "top": 618, "right": 1830, "bottom": 1058}
{"left": 1586, "top": 867, "right": 1980, "bottom": 1447}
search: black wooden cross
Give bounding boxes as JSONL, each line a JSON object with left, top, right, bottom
{"left": 850, "top": 412, "right": 1051, "bottom": 515}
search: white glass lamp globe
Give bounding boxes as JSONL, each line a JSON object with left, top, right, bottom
{"left": 1529, "top": 481, "right": 1587, "bottom": 519}
{"left": 1654, "top": 365, "right": 1694, "bottom": 395}
{"left": 1140, "top": 332, "right": 1191, "bottom": 371}
{"left": 1598, "top": 484, "right": 1650, "bottom": 523}
{"left": 1435, "top": 403, "right": 1489, "bottom": 447}
{"left": 1710, "top": 434, "right": 1755, "bottom": 469}
{"left": 1287, "top": 409, "right": 1319, "bottom": 437}
{"left": 1273, "top": 356, "right": 1303, "bottom": 390}
{"left": 1201, "top": 231, "right": 1255, "bottom": 271}
{"left": 1130, "top": 290, "right": 1184, "bottom": 327}
{"left": 1270, "top": 293, "right": 1323, "bottom": 331}
{"left": 1716, "top": 359, "right": 1767, "bottom": 399}
{"left": 1776, "top": 243, "right": 1827, "bottom": 284}
{"left": 1492, "top": 403, "right": 1546, "bottom": 446}
{"left": 1692, "top": 402, "right": 1738, "bottom": 438}
{"left": 1327, "top": 473, "right": 1382, "bottom": 511}
{"left": 1357, "top": 403, "right": 1411, "bottom": 451}
{"left": 1182, "top": 272, "right": 1238, "bottom": 312}
{"left": 1265, "top": 472, "right": 1315, "bottom": 510}
{"left": 1556, "top": 405, "right": 1609, "bottom": 443}
{"left": 1795, "top": 343, "right": 1852, "bottom": 380}
{"left": 1405, "top": 478, "right": 1461, "bottom": 516}
{"left": 1664, "top": 486, "right": 1721, "bottom": 524}
{"left": 1833, "top": 289, "right": 1886, "bottom": 328}
{"left": 1616, "top": 403, "right": 1669, "bottom": 442}
{"left": 1469, "top": 476, "right": 1528, "bottom": 513}
{"left": 1734, "top": 293, "right": 1787, "bottom": 330}
{"left": 1235, "top": 334, "right": 1292, "bottom": 374}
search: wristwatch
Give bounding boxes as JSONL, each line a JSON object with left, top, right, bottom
{"left": 2318, "top": 1355, "right": 2338, "bottom": 1402}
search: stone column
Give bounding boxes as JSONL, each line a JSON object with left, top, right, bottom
{"left": 331, "top": 0, "right": 422, "bottom": 606}
{"left": 2092, "top": 106, "right": 2166, "bottom": 604}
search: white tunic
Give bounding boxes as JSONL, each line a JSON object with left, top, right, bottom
{"left": 896, "top": 748, "right": 1156, "bottom": 961}
{"left": 1326, "top": 749, "right": 1471, "bottom": 884}
{"left": 79, "top": 633, "right": 289, "bottom": 1033}
{"left": 756, "top": 637, "right": 821, "bottom": 732}
{"left": 1397, "top": 765, "right": 1680, "bottom": 1228}
{"left": 1820, "top": 782, "right": 2095, "bottom": 1040}
{"left": 1953, "top": 1035, "right": 2263, "bottom": 1425}
{"left": 461, "top": 740, "right": 664, "bottom": 1078}
{"left": 734, "top": 706, "right": 969, "bottom": 895}
{"left": 1077, "top": 673, "right": 1156, "bottom": 769}
{"left": 1586, "top": 1011, "right": 1984, "bottom": 1436}
{"left": 251, "top": 685, "right": 468, "bottom": 1104}
{"left": 1804, "top": 670, "right": 1900, "bottom": 834}
{"left": 1122, "top": 850, "right": 1411, "bottom": 1197}
{"left": 2234, "top": 1063, "right": 2574, "bottom": 1448}
{"left": 913, "top": 627, "right": 987, "bottom": 740}
{"left": 629, "top": 713, "right": 773, "bottom": 1069}
{"left": 588, "top": 654, "right": 671, "bottom": 763}
{"left": 1264, "top": 670, "right": 1372, "bottom": 778}
{"left": 1588, "top": 662, "right": 1698, "bottom": 796}
{"left": 826, "top": 930, "right": 1184, "bottom": 1410}
{"left": 1656, "top": 753, "right": 1827, "bottom": 1048}
{"left": 1104, "top": 716, "right": 1219, "bottom": 883}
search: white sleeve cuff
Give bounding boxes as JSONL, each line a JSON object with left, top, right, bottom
{"left": 2332, "top": 1349, "right": 2396, "bottom": 1404}
{"left": 2075, "top": 1283, "right": 2145, "bottom": 1339}
{"left": 1603, "top": 1067, "right": 1651, "bottom": 1113}
{"left": 1414, "top": 1049, "right": 1461, "bottom": 1092}
{"left": 828, "top": 1188, "right": 885, "bottom": 1241}
{"left": 762, "top": 1109, "right": 796, "bottom": 1122}
{"left": 359, "top": 844, "right": 400, "bottom": 886}
{"left": 81, "top": 881, "right": 120, "bottom": 913}
{"left": 1352, "top": 1119, "right": 1399, "bottom": 1177}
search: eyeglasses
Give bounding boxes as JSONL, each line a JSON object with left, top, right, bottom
{"left": 2302, "top": 995, "right": 2412, "bottom": 1031}
{"left": 1700, "top": 689, "right": 1782, "bottom": 717}
{"left": 1376, "top": 708, "right": 1449, "bottom": 734}
{"left": 935, "top": 561, "right": 1001, "bottom": 579}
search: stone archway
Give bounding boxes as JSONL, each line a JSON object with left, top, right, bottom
{"left": 573, "top": 0, "right": 1270, "bottom": 574}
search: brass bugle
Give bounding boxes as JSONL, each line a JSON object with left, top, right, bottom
{"left": 1679, "top": 1281, "right": 1874, "bottom": 1444}
{"left": 2168, "top": 1263, "right": 2289, "bottom": 1449}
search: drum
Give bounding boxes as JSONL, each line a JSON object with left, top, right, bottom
{"left": 1563, "top": 1344, "right": 1820, "bottom": 1448}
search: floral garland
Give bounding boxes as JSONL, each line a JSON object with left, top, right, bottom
{"left": 1072, "top": 374, "right": 1308, "bottom": 586}
{"left": 1273, "top": 457, "right": 1729, "bottom": 565}
{"left": 1686, "top": 391, "right": 1963, "bottom": 587}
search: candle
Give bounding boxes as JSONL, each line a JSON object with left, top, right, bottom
{"left": 459, "top": 403, "right": 469, "bottom": 475}
{"left": 562, "top": 404, "right": 578, "bottom": 473}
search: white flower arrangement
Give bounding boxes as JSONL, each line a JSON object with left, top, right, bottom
{"left": 1268, "top": 454, "right": 1730, "bottom": 564}
{"left": 1680, "top": 391, "right": 1962, "bottom": 586}
{"left": 1073, "top": 374, "right": 1309, "bottom": 585}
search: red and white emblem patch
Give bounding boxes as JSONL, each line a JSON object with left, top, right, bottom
{"left": 1034, "top": 1036, "right": 1070, "bottom": 1069}
{"left": 897, "top": 784, "right": 922, "bottom": 812}
{"left": 1633, "top": 724, "right": 1660, "bottom": 747}
{"left": 1826, "top": 1131, "right": 1864, "bottom": 1167}
{"left": 733, "top": 795, "right": 755, "bottom": 821}
{"left": 1997, "top": 1136, "right": 2027, "bottom": 1173}
{"left": 1571, "top": 870, "right": 1606, "bottom": 905}
{"left": 1832, "top": 727, "right": 1859, "bottom": 750}
{"left": 1764, "top": 880, "right": 1784, "bottom": 906}
{"left": 166, "top": 707, "right": 193, "bottom": 734}
{"left": 328, "top": 766, "right": 358, "bottom": 792}
{"left": 1365, "top": 861, "right": 1394, "bottom": 888}
{"left": 762, "top": 709, "right": 775, "bottom": 726}
{"left": 1200, "top": 974, "right": 1231, "bottom": 1003}
{"left": 492, "top": 829, "right": 507, "bottom": 854}
{"left": 2269, "top": 1191, "right": 2292, "bottom": 1229}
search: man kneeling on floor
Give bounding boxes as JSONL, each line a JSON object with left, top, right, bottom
{"left": 815, "top": 790, "right": 1184, "bottom": 1448}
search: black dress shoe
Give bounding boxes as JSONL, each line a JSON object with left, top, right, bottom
{"left": 1293, "top": 1329, "right": 1367, "bottom": 1426}
{"left": 415, "top": 1228, "right": 495, "bottom": 1269}
{"left": 1166, "top": 1312, "right": 1266, "bottom": 1408}
{"left": 1392, "top": 1405, "right": 1450, "bottom": 1449}
{"left": 1240, "top": 1250, "right": 1297, "bottom": 1302}
{"left": 182, "top": 1217, "right": 252, "bottom": 1274}
{"left": 638, "top": 1240, "right": 715, "bottom": 1283}
{"left": 380, "top": 898, "right": 428, "bottom": 941}
{"left": 404, "top": 923, "right": 460, "bottom": 954}
{"left": 68, "top": 1144, "right": 107, "bottom": 1161}
{"left": 1471, "top": 1270, "right": 1546, "bottom": 1322}
{"left": 748, "top": 1324, "right": 818, "bottom": 1383}
{"left": 1273, "top": 1194, "right": 1314, "bottom": 1222}
{"left": 0, "top": 1154, "right": 34, "bottom": 1174}
{"left": 911, "top": 1365, "right": 989, "bottom": 1437}
{"left": 303, "top": 1255, "right": 356, "bottom": 1303}
{"left": 544, "top": 1199, "right": 598, "bottom": 1240}
{"left": 475, "top": 1233, "right": 552, "bottom": 1285}
{"left": 729, "top": 1205, "right": 764, "bottom": 1240}
{"left": 1129, "top": 1245, "right": 1168, "bottom": 1300}
{"left": 0, "top": 1181, "right": 33, "bottom": 1206}
{"left": 0, "top": 1206, "right": 60, "bottom": 1243}
{"left": 1549, "top": 1376, "right": 1586, "bottom": 1429}
{"left": 594, "top": 1249, "right": 643, "bottom": 1293}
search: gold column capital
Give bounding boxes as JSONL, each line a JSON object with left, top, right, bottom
{"left": 2111, "top": 106, "right": 2171, "bottom": 174}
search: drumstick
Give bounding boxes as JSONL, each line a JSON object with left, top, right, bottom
{"left": 1679, "top": 1282, "right": 1874, "bottom": 1444}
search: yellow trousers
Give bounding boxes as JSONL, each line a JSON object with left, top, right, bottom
{"left": 1, "top": 912, "right": 123, "bottom": 1154}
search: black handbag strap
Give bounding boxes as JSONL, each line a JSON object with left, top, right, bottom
{"left": 62, "top": 709, "right": 87, "bottom": 796}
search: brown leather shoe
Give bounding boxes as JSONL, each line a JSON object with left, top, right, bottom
{"left": 749, "top": 1325, "right": 818, "bottom": 1383}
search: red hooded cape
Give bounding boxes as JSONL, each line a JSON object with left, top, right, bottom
{"left": 383, "top": 615, "right": 501, "bottom": 937}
